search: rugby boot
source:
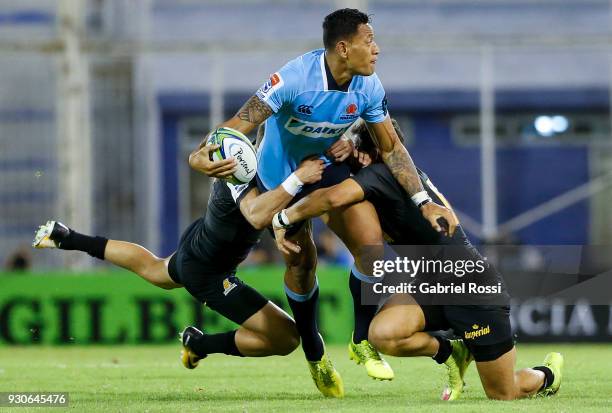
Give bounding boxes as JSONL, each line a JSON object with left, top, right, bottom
{"left": 307, "top": 352, "right": 345, "bottom": 398}
{"left": 32, "top": 220, "right": 70, "bottom": 249}
{"left": 535, "top": 352, "right": 564, "bottom": 397}
{"left": 348, "top": 334, "right": 394, "bottom": 380}
{"left": 441, "top": 339, "right": 473, "bottom": 401}
{"left": 180, "top": 326, "right": 207, "bottom": 369}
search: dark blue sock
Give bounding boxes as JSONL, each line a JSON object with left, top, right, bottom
{"left": 285, "top": 280, "right": 324, "bottom": 361}
{"left": 349, "top": 268, "right": 379, "bottom": 343}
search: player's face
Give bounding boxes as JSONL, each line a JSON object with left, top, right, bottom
{"left": 346, "top": 24, "right": 379, "bottom": 76}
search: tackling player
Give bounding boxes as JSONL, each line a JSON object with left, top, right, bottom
{"left": 32, "top": 159, "right": 324, "bottom": 372}
{"left": 272, "top": 120, "right": 565, "bottom": 401}
{"left": 188, "top": 8, "right": 456, "bottom": 396}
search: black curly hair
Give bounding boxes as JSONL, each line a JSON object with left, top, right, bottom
{"left": 323, "top": 8, "right": 370, "bottom": 50}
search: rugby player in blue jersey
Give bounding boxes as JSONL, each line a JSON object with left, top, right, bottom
{"left": 189, "top": 9, "right": 457, "bottom": 397}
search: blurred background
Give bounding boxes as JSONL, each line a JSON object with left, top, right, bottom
{"left": 1, "top": 0, "right": 611, "bottom": 345}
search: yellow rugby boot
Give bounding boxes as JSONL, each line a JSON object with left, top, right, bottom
{"left": 441, "top": 339, "right": 473, "bottom": 401}
{"left": 536, "top": 352, "right": 564, "bottom": 397}
{"left": 307, "top": 352, "right": 345, "bottom": 398}
{"left": 348, "top": 334, "right": 394, "bottom": 381}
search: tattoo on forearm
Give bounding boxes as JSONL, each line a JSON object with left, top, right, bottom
{"left": 383, "top": 146, "right": 424, "bottom": 196}
{"left": 236, "top": 96, "right": 274, "bottom": 124}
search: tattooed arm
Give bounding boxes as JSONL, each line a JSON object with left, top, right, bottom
{"left": 229, "top": 95, "right": 275, "bottom": 131}
{"left": 367, "top": 117, "right": 424, "bottom": 195}
{"left": 367, "top": 117, "right": 458, "bottom": 236}
{"left": 188, "top": 96, "right": 274, "bottom": 177}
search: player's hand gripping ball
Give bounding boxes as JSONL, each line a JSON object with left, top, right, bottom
{"left": 207, "top": 127, "right": 258, "bottom": 185}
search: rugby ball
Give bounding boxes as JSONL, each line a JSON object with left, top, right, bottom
{"left": 207, "top": 127, "right": 258, "bottom": 185}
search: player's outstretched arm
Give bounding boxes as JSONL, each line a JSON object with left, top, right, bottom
{"left": 189, "top": 95, "right": 274, "bottom": 177}
{"left": 367, "top": 117, "right": 458, "bottom": 236}
{"left": 285, "top": 179, "right": 364, "bottom": 224}
{"left": 271, "top": 179, "right": 365, "bottom": 254}
{"left": 239, "top": 158, "right": 325, "bottom": 229}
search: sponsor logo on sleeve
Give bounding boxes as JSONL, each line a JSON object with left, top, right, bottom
{"left": 256, "top": 72, "right": 284, "bottom": 101}
{"left": 222, "top": 277, "right": 238, "bottom": 296}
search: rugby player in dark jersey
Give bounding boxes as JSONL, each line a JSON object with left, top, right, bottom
{"left": 271, "top": 120, "right": 564, "bottom": 401}
{"left": 32, "top": 158, "right": 325, "bottom": 369}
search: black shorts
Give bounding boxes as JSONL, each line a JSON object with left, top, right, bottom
{"left": 168, "top": 248, "right": 268, "bottom": 325}
{"left": 257, "top": 162, "right": 351, "bottom": 236}
{"left": 421, "top": 305, "right": 514, "bottom": 362}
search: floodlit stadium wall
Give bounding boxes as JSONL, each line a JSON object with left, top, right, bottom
{"left": 2, "top": 1, "right": 612, "bottom": 269}
{"left": 157, "top": 90, "right": 596, "bottom": 257}
{"left": 1, "top": 269, "right": 611, "bottom": 345}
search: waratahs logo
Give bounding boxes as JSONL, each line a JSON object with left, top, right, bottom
{"left": 340, "top": 103, "right": 359, "bottom": 121}
{"left": 346, "top": 103, "right": 358, "bottom": 114}
{"left": 284, "top": 117, "right": 352, "bottom": 138}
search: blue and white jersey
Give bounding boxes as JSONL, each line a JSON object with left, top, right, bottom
{"left": 255, "top": 48, "right": 388, "bottom": 190}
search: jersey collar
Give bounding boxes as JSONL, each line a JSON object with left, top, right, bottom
{"left": 320, "top": 52, "right": 351, "bottom": 92}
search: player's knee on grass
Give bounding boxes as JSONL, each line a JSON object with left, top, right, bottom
{"left": 514, "top": 369, "right": 543, "bottom": 397}
{"left": 476, "top": 348, "right": 520, "bottom": 400}
{"left": 483, "top": 384, "right": 518, "bottom": 401}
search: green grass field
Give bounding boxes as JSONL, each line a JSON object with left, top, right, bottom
{"left": 0, "top": 344, "right": 609, "bottom": 412}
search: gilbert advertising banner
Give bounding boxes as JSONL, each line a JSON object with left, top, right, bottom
{"left": 1, "top": 266, "right": 611, "bottom": 345}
